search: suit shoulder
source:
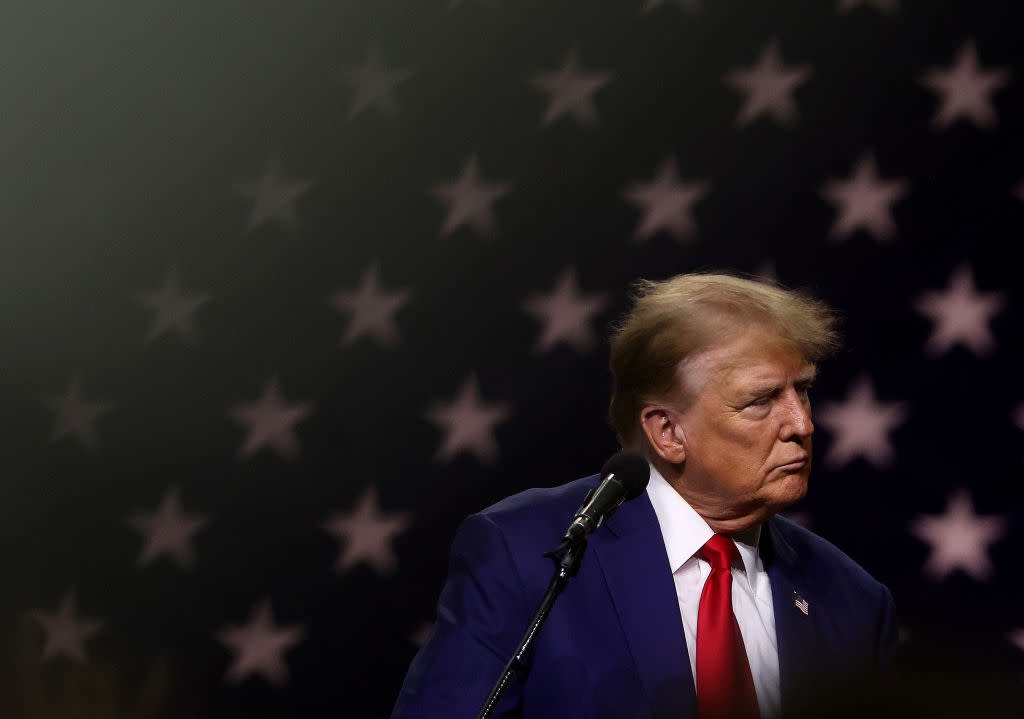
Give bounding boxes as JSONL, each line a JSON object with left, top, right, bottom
{"left": 460, "top": 474, "right": 601, "bottom": 553}
{"left": 475, "top": 474, "right": 600, "bottom": 528}
{"left": 768, "top": 515, "right": 889, "bottom": 597}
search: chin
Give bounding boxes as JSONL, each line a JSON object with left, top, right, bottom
{"left": 765, "top": 473, "right": 808, "bottom": 512}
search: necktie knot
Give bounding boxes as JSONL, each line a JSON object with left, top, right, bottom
{"left": 699, "top": 533, "right": 739, "bottom": 571}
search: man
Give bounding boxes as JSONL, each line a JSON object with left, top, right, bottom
{"left": 392, "top": 273, "right": 898, "bottom": 719}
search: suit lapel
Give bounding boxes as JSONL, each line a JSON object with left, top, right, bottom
{"left": 589, "top": 493, "right": 697, "bottom": 719}
{"left": 763, "top": 518, "right": 818, "bottom": 715}
{"left": 587, "top": 503, "right": 824, "bottom": 717}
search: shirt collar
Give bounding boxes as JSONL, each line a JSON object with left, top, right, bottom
{"left": 645, "top": 462, "right": 762, "bottom": 579}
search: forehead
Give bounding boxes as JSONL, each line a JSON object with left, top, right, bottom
{"left": 682, "top": 326, "right": 812, "bottom": 394}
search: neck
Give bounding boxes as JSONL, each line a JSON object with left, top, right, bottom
{"left": 648, "top": 454, "right": 769, "bottom": 536}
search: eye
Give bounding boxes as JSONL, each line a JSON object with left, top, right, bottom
{"left": 746, "top": 395, "right": 773, "bottom": 410}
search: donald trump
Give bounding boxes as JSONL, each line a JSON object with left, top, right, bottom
{"left": 392, "top": 273, "right": 897, "bottom": 719}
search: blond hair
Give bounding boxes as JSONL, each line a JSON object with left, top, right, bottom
{"left": 608, "top": 273, "right": 839, "bottom": 446}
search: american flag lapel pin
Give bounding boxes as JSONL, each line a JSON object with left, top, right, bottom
{"left": 793, "top": 591, "right": 809, "bottom": 616}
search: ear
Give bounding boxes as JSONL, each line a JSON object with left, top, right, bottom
{"left": 639, "top": 406, "right": 687, "bottom": 464}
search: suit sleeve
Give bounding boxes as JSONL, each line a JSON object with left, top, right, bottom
{"left": 391, "top": 512, "right": 532, "bottom": 719}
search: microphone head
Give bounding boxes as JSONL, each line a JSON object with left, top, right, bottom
{"left": 601, "top": 451, "right": 650, "bottom": 500}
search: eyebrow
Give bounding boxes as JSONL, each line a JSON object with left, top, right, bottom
{"left": 738, "top": 365, "right": 818, "bottom": 402}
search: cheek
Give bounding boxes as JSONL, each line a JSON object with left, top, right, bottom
{"left": 713, "top": 416, "right": 759, "bottom": 446}
{"left": 713, "top": 428, "right": 769, "bottom": 476}
{"left": 725, "top": 423, "right": 772, "bottom": 459}
{"left": 747, "top": 428, "right": 784, "bottom": 475}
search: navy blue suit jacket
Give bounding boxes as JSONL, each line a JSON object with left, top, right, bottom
{"left": 392, "top": 474, "right": 898, "bottom": 719}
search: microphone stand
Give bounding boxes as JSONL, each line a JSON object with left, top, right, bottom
{"left": 473, "top": 536, "right": 588, "bottom": 719}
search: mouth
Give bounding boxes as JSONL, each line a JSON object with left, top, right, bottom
{"left": 776, "top": 456, "right": 809, "bottom": 472}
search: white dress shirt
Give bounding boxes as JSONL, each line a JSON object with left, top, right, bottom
{"left": 646, "top": 465, "right": 781, "bottom": 719}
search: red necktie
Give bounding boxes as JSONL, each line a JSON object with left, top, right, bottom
{"left": 696, "top": 534, "right": 760, "bottom": 719}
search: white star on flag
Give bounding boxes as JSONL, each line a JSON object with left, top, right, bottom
{"left": 236, "top": 158, "right": 312, "bottom": 232}
{"left": 44, "top": 376, "right": 113, "bottom": 451}
{"left": 329, "top": 264, "right": 412, "bottom": 347}
{"left": 725, "top": 40, "right": 811, "bottom": 127}
{"left": 1009, "top": 629, "right": 1024, "bottom": 653}
{"left": 820, "top": 154, "right": 908, "bottom": 242}
{"left": 217, "top": 600, "right": 304, "bottom": 686}
{"left": 837, "top": 0, "right": 899, "bottom": 13}
{"left": 1013, "top": 404, "right": 1024, "bottom": 432}
{"left": 915, "top": 264, "right": 1005, "bottom": 357}
{"left": 817, "top": 375, "right": 908, "bottom": 468}
{"left": 781, "top": 511, "right": 812, "bottom": 529}
{"left": 341, "top": 50, "right": 415, "bottom": 120}
{"left": 623, "top": 157, "right": 709, "bottom": 242}
{"left": 920, "top": 40, "right": 1010, "bottom": 130}
{"left": 138, "top": 265, "right": 210, "bottom": 343}
{"left": 531, "top": 51, "right": 611, "bottom": 128}
{"left": 228, "top": 378, "right": 314, "bottom": 460}
{"left": 432, "top": 155, "right": 511, "bottom": 237}
{"left": 31, "top": 593, "right": 104, "bottom": 663}
{"left": 127, "top": 487, "right": 210, "bottom": 570}
{"left": 909, "top": 489, "right": 1007, "bottom": 581}
{"left": 322, "top": 486, "right": 412, "bottom": 575}
{"left": 523, "top": 268, "right": 608, "bottom": 353}
{"left": 1014, "top": 178, "right": 1024, "bottom": 203}
{"left": 425, "top": 376, "right": 512, "bottom": 463}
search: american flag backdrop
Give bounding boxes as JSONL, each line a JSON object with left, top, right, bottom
{"left": 1, "top": 0, "right": 1022, "bottom": 716}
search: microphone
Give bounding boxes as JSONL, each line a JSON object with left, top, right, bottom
{"left": 563, "top": 451, "right": 650, "bottom": 543}
{"left": 477, "top": 452, "right": 649, "bottom": 719}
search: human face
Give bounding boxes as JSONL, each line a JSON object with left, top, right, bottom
{"left": 672, "top": 326, "right": 816, "bottom": 531}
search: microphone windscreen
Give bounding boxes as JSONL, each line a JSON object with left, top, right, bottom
{"left": 600, "top": 451, "right": 650, "bottom": 500}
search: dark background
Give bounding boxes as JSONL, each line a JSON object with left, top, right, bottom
{"left": 0, "top": 0, "right": 1021, "bottom": 716}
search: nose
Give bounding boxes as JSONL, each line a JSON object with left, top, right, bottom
{"left": 779, "top": 390, "right": 813, "bottom": 440}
